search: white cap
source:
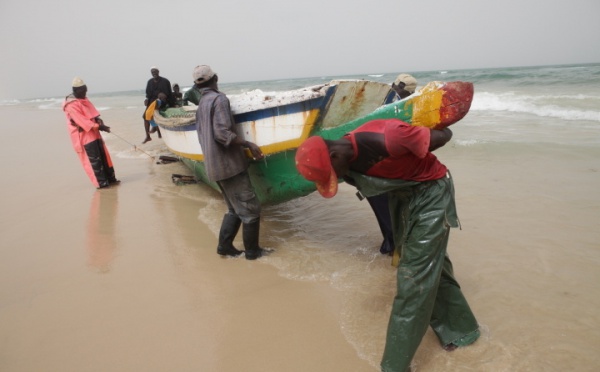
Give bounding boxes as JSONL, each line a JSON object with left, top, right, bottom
{"left": 193, "top": 65, "right": 216, "bottom": 83}
{"left": 72, "top": 77, "right": 85, "bottom": 88}
{"left": 393, "top": 73, "right": 417, "bottom": 93}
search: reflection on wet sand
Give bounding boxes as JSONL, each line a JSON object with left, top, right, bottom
{"left": 86, "top": 189, "right": 118, "bottom": 272}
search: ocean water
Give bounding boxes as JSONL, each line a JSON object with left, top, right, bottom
{"left": 7, "top": 63, "right": 600, "bottom": 147}
{"left": 5, "top": 63, "right": 600, "bottom": 370}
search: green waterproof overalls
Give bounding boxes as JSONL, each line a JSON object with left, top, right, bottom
{"left": 350, "top": 171, "right": 479, "bottom": 372}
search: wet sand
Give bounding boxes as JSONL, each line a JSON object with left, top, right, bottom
{"left": 1, "top": 104, "right": 599, "bottom": 371}
{"left": 0, "top": 106, "right": 373, "bottom": 371}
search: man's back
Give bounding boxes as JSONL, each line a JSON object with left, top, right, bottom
{"left": 346, "top": 119, "right": 447, "bottom": 181}
{"left": 195, "top": 89, "right": 248, "bottom": 182}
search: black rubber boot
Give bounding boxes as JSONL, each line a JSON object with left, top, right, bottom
{"left": 84, "top": 139, "right": 109, "bottom": 188}
{"left": 217, "top": 213, "right": 243, "bottom": 257}
{"left": 243, "top": 220, "right": 267, "bottom": 260}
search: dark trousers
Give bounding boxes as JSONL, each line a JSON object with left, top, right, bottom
{"left": 366, "top": 193, "right": 395, "bottom": 254}
{"left": 84, "top": 139, "right": 116, "bottom": 188}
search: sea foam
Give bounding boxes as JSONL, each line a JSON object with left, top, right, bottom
{"left": 472, "top": 92, "right": 600, "bottom": 122}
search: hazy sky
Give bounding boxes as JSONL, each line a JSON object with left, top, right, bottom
{"left": 1, "top": 0, "right": 599, "bottom": 100}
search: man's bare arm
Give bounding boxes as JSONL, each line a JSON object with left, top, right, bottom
{"left": 429, "top": 128, "right": 453, "bottom": 151}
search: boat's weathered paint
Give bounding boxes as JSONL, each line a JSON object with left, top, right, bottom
{"left": 155, "top": 80, "right": 396, "bottom": 162}
{"left": 319, "top": 80, "right": 397, "bottom": 129}
{"left": 160, "top": 97, "right": 325, "bottom": 162}
{"left": 156, "top": 80, "right": 473, "bottom": 205}
{"left": 415, "top": 81, "right": 474, "bottom": 128}
{"left": 317, "top": 81, "right": 474, "bottom": 141}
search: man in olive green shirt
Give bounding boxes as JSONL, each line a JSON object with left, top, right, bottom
{"left": 182, "top": 84, "right": 202, "bottom": 106}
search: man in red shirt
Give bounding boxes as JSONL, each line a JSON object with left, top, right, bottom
{"left": 295, "top": 119, "right": 479, "bottom": 372}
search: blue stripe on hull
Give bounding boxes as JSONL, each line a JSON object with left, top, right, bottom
{"left": 234, "top": 95, "right": 327, "bottom": 123}
{"left": 160, "top": 92, "right": 332, "bottom": 133}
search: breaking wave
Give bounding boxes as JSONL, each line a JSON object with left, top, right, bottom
{"left": 472, "top": 91, "right": 600, "bottom": 122}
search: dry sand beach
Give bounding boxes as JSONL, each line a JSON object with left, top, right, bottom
{"left": 1, "top": 83, "right": 599, "bottom": 371}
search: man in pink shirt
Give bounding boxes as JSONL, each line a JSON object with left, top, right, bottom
{"left": 296, "top": 119, "right": 479, "bottom": 372}
{"left": 63, "top": 77, "right": 119, "bottom": 189}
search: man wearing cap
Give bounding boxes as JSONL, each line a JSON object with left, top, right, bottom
{"left": 354, "top": 73, "right": 419, "bottom": 256}
{"left": 63, "top": 77, "right": 119, "bottom": 189}
{"left": 392, "top": 73, "right": 418, "bottom": 100}
{"left": 143, "top": 67, "right": 173, "bottom": 143}
{"left": 295, "top": 119, "right": 479, "bottom": 371}
{"left": 192, "top": 65, "right": 268, "bottom": 260}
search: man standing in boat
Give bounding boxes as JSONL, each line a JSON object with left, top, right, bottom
{"left": 295, "top": 119, "right": 479, "bottom": 371}
{"left": 62, "top": 77, "right": 119, "bottom": 189}
{"left": 193, "top": 65, "right": 268, "bottom": 260}
{"left": 143, "top": 66, "right": 173, "bottom": 144}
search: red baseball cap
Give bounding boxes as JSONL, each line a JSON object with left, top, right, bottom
{"left": 295, "top": 136, "right": 338, "bottom": 198}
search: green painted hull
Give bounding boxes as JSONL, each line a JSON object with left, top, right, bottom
{"left": 179, "top": 80, "right": 473, "bottom": 205}
{"left": 183, "top": 98, "right": 413, "bottom": 205}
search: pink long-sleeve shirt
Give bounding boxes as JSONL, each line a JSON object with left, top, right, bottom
{"left": 62, "top": 95, "right": 102, "bottom": 153}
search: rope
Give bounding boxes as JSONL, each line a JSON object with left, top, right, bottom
{"left": 108, "top": 131, "right": 155, "bottom": 159}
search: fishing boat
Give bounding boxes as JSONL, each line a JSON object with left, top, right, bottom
{"left": 154, "top": 79, "right": 473, "bottom": 205}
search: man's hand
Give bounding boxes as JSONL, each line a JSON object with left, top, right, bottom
{"left": 99, "top": 123, "right": 111, "bottom": 133}
{"left": 246, "top": 141, "right": 264, "bottom": 160}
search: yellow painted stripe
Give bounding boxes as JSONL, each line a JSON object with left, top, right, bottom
{"left": 255, "top": 108, "right": 320, "bottom": 154}
{"left": 410, "top": 83, "right": 444, "bottom": 129}
{"left": 167, "top": 108, "right": 321, "bottom": 161}
{"left": 167, "top": 148, "right": 204, "bottom": 161}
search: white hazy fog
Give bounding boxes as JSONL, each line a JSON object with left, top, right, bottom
{"left": 1, "top": 0, "right": 599, "bottom": 100}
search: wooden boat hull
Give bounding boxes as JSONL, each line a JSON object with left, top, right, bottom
{"left": 155, "top": 80, "right": 473, "bottom": 205}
